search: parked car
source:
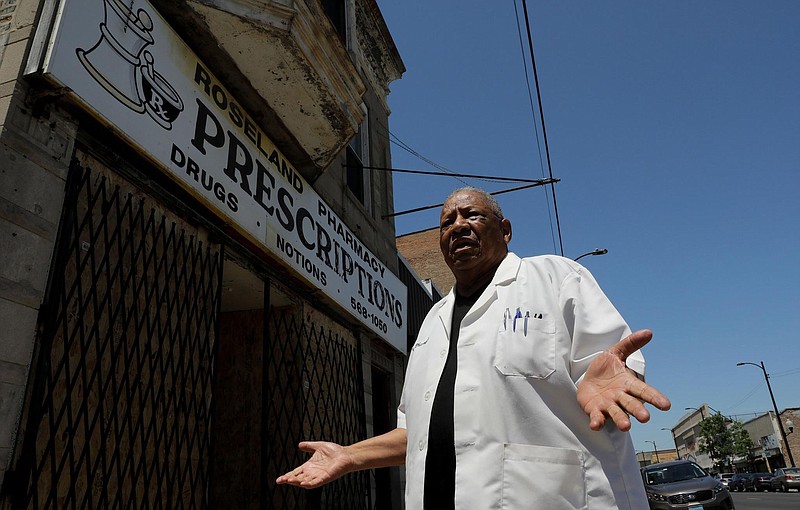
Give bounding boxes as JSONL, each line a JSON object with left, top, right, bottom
{"left": 641, "top": 460, "right": 735, "bottom": 509}
{"left": 770, "top": 467, "right": 800, "bottom": 492}
{"left": 743, "top": 472, "right": 772, "bottom": 491}
{"left": 728, "top": 473, "right": 750, "bottom": 492}
{"left": 718, "top": 472, "right": 734, "bottom": 489}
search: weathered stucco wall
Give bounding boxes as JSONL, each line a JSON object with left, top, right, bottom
{"left": 0, "top": 0, "right": 78, "bottom": 488}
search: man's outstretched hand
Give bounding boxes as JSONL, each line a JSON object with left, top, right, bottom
{"left": 276, "top": 429, "right": 406, "bottom": 490}
{"left": 276, "top": 441, "right": 353, "bottom": 489}
{"left": 577, "top": 329, "right": 671, "bottom": 431}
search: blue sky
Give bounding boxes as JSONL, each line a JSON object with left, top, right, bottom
{"left": 376, "top": 1, "right": 800, "bottom": 454}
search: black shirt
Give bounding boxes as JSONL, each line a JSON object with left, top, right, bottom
{"left": 423, "top": 285, "right": 488, "bottom": 509}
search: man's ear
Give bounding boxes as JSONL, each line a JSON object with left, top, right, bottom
{"left": 502, "top": 218, "right": 512, "bottom": 244}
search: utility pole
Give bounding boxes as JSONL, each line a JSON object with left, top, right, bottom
{"left": 737, "top": 361, "right": 795, "bottom": 467}
{"left": 662, "top": 428, "right": 680, "bottom": 460}
{"left": 646, "top": 440, "right": 660, "bottom": 463}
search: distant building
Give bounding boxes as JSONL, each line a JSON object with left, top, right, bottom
{"left": 672, "top": 404, "right": 715, "bottom": 470}
{"left": 736, "top": 408, "right": 799, "bottom": 473}
{"left": 397, "top": 226, "right": 454, "bottom": 294}
{"left": 397, "top": 253, "right": 444, "bottom": 352}
{"left": 782, "top": 409, "right": 800, "bottom": 468}
{"left": 636, "top": 449, "right": 679, "bottom": 468}
{"left": 670, "top": 404, "right": 798, "bottom": 474}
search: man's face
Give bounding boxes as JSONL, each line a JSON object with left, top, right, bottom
{"left": 439, "top": 191, "right": 511, "bottom": 284}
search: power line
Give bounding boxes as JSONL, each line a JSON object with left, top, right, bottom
{"left": 371, "top": 120, "right": 471, "bottom": 187}
{"left": 725, "top": 411, "right": 772, "bottom": 421}
{"left": 384, "top": 179, "right": 559, "bottom": 219}
{"left": 387, "top": 130, "right": 470, "bottom": 187}
{"left": 771, "top": 367, "right": 800, "bottom": 378}
{"left": 512, "top": 0, "right": 557, "bottom": 254}
{"left": 357, "top": 165, "right": 551, "bottom": 183}
{"left": 725, "top": 380, "right": 765, "bottom": 412}
{"left": 519, "top": 0, "right": 564, "bottom": 256}
{"left": 368, "top": 4, "right": 566, "bottom": 248}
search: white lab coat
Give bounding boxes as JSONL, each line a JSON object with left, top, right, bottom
{"left": 398, "top": 252, "right": 648, "bottom": 509}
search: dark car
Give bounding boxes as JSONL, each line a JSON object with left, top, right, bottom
{"left": 728, "top": 473, "right": 750, "bottom": 492}
{"left": 743, "top": 472, "right": 772, "bottom": 492}
{"left": 641, "top": 460, "right": 735, "bottom": 509}
{"left": 770, "top": 467, "right": 800, "bottom": 492}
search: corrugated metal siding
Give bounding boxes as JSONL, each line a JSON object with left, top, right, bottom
{"left": 398, "top": 257, "right": 441, "bottom": 352}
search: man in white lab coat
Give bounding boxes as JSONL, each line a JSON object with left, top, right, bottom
{"left": 277, "top": 187, "right": 671, "bottom": 509}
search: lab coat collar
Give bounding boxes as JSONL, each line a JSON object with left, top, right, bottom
{"left": 437, "top": 252, "right": 522, "bottom": 337}
{"left": 493, "top": 251, "right": 522, "bottom": 286}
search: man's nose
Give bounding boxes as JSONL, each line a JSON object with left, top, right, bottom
{"left": 451, "top": 214, "right": 470, "bottom": 233}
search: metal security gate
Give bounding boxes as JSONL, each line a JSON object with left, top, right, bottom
{"left": 10, "top": 157, "right": 371, "bottom": 509}
{"left": 264, "top": 308, "right": 369, "bottom": 510}
{"left": 11, "top": 159, "right": 222, "bottom": 509}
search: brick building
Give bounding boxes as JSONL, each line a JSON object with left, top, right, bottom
{"left": 396, "top": 227, "right": 453, "bottom": 294}
{"left": 781, "top": 409, "right": 799, "bottom": 469}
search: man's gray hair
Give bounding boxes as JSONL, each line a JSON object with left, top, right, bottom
{"left": 446, "top": 186, "right": 504, "bottom": 219}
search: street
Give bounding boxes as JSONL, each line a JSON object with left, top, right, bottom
{"left": 731, "top": 490, "right": 799, "bottom": 510}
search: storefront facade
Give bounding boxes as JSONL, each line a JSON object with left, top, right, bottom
{"left": 0, "top": 0, "right": 407, "bottom": 508}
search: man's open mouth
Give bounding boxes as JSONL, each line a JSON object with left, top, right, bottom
{"left": 451, "top": 238, "right": 477, "bottom": 255}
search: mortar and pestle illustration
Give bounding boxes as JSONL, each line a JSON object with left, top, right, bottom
{"left": 77, "top": 0, "right": 183, "bottom": 128}
{"left": 136, "top": 50, "right": 184, "bottom": 128}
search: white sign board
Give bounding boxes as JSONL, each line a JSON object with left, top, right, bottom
{"left": 37, "top": 0, "right": 407, "bottom": 351}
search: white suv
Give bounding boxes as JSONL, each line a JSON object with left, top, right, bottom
{"left": 718, "top": 473, "right": 734, "bottom": 488}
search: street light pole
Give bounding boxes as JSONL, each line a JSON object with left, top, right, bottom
{"left": 574, "top": 248, "right": 608, "bottom": 262}
{"left": 685, "top": 406, "right": 707, "bottom": 421}
{"left": 646, "top": 440, "right": 660, "bottom": 463}
{"left": 737, "top": 361, "right": 795, "bottom": 467}
{"left": 662, "top": 427, "right": 680, "bottom": 460}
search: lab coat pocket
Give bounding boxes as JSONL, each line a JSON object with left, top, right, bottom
{"left": 494, "top": 318, "right": 555, "bottom": 378}
{"left": 501, "top": 443, "right": 587, "bottom": 510}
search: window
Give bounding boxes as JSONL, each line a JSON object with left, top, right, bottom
{"left": 346, "top": 106, "right": 371, "bottom": 211}
{"left": 322, "top": 0, "right": 346, "bottom": 42}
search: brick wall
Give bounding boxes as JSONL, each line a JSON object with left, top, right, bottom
{"left": 781, "top": 409, "right": 799, "bottom": 468}
{"left": 396, "top": 227, "right": 454, "bottom": 294}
